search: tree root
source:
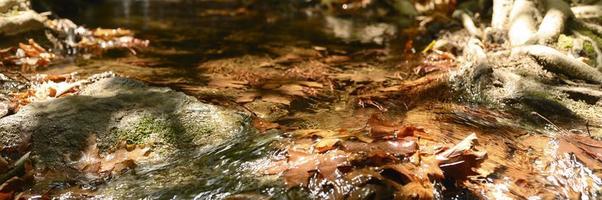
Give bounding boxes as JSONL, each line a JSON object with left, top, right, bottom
{"left": 571, "top": 4, "right": 602, "bottom": 19}
{"left": 512, "top": 45, "right": 602, "bottom": 83}
{"left": 556, "top": 85, "right": 602, "bottom": 98}
{"left": 577, "top": 21, "right": 602, "bottom": 36}
{"left": 537, "top": 0, "right": 572, "bottom": 44}
{"left": 508, "top": 0, "right": 539, "bottom": 46}
{"left": 453, "top": 10, "right": 482, "bottom": 38}
{"left": 491, "top": 0, "right": 515, "bottom": 29}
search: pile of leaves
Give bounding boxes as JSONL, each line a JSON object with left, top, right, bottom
{"left": 199, "top": 51, "right": 337, "bottom": 106}
{"left": 9, "top": 73, "right": 80, "bottom": 111}
{"left": 0, "top": 39, "right": 57, "bottom": 71}
{"left": 45, "top": 19, "right": 149, "bottom": 56}
{"left": 9, "top": 72, "right": 116, "bottom": 112}
{"left": 198, "top": 44, "right": 456, "bottom": 111}
{"left": 263, "top": 114, "right": 487, "bottom": 199}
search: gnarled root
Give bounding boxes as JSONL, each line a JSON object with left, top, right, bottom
{"left": 512, "top": 45, "right": 602, "bottom": 83}
{"left": 537, "top": 0, "right": 572, "bottom": 44}
{"left": 453, "top": 10, "right": 482, "bottom": 38}
{"left": 508, "top": 0, "right": 539, "bottom": 46}
{"left": 491, "top": 0, "right": 515, "bottom": 30}
{"left": 571, "top": 4, "right": 602, "bottom": 19}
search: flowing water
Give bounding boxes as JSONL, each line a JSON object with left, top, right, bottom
{"left": 6, "top": 0, "right": 601, "bottom": 199}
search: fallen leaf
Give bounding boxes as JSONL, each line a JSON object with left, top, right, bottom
{"left": 76, "top": 134, "right": 152, "bottom": 174}
{"left": 208, "top": 78, "right": 248, "bottom": 89}
{"left": 282, "top": 149, "right": 349, "bottom": 187}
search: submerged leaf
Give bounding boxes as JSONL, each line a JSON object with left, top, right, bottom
{"left": 75, "top": 134, "right": 153, "bottom": 174}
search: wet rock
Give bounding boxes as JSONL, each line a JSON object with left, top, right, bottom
{"left": 0, "top": 0, "right": 46, "bottom": 36}
{"left": 0, "top": 96, "right": 9, "bottom": 118}
{"left": 0, "top": 77, "right": 249, "bottom": 171}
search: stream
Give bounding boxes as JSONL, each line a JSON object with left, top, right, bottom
{"left": 2, "top": 0, "right": 601, "bottom": 199}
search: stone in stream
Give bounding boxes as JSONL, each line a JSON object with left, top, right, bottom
{"left": 0, "top": 77, "right": 249, "bottom": 173}
{"left": 0, "top": 0, "right": 47, "bottom": 36}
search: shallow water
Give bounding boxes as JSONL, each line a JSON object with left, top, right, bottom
{"left": 11, "top": 0, "right": 602, "bottom": 199}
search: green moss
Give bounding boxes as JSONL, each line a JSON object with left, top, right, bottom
{"left": 557, "top": 34, "right": 574, "bottom": 51}
{"left": 583, "top": 41, "right": 596, "bottom": 58}
{"left": 118, "top": 117, "right": 165, "bottom": 144}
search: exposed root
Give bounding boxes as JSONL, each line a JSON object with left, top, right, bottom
{"left": 508, "top": 0, "right": 540, "bottom": 46}
{"left": 537, "top": 0, "right": 572, "bottom": 44}
{"left": 512, "top": 45, "right": 602, "bottom": 83}
{"left": 555, "top": 85, "right": 602, "bottom": 99}
{"left": 453, "top": 10, "right": 482, "bottom": 38}
{"left": 491, "top": 0, "right": 515, "bottom": 29}
{"left": 577, "top": 21, "right": 602, "bottom": 36}
{"left": 571, "top": 4, "right": 602, "bottom": 19}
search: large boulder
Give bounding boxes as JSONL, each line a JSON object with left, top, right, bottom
{"left": 0, "top": 77, "right": 249, "bottom": 171}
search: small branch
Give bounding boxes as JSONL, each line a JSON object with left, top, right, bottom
{"left": 512, "top": 45, "right": 602, "bottom": 83}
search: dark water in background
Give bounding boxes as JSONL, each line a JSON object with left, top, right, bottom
{"left": 31, "top": 0, "right": 394, "bottom": 67}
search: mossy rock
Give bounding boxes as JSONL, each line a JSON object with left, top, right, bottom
{"left": 0, "top": 77, "right": 249, "bottom": 171}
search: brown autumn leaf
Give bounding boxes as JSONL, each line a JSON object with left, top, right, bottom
{"left": 341, "top": 139, "right": 418, "bottom": 159}
{"left": 2, "top": 39, "right": 56, "bottom": 71}
{"left": 92, "top": 28, "right": 134, "bottom": 40}
{"left": 333, "top": 70, "right": 389, "bottom": 83}
{"left": 314, "top": 138, "right": 341, "bottom": 153}
{"left": 76, "top": 134, "right": 153, "bottom": 174}
{"left": 435, "top": 133, "right": 486, "bottom": 181}
{"left": 251, "top": 116, "right": 279, "bottom": 133}
{"left": 414, "top": 51, "right": 456, "bottom": 75}
{"left": 322, "top": 55, "right": 351, "bottom": 64}
{"left": 281, "top": 149, "right": 350, "bottom": 187}
{"left": 208, "top": 77, "right": 248, "bottom": 89}
{"left": 235, "top": 81, "right": 323, "bottom": 105}
{"left": 558, "top": 133, "right": 602, "bottom": 171}
{"left": 273, "top": 53, "right": 304, "bottom": 65}
{"left": 290, "top": 129, "right": 374, "bottom": 152}
{"left": 367, "top": 114, "right": 426, "bottom": 139}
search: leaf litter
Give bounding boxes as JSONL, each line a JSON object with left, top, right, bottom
{"left": 262, "top": 114, "right": 486, "bottom": 199}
